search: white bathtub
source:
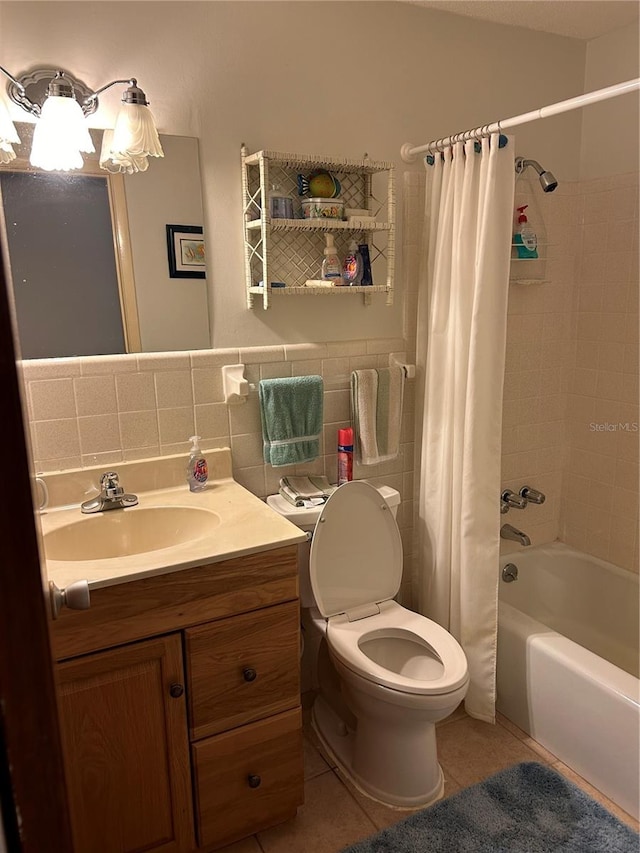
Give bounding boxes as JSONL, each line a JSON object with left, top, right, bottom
{"left": 496, "top": 542, "right": 640, "bottom": 819}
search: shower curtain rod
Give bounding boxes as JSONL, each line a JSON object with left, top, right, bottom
{"left": 400, "top": 77, "right": 640, "bottom": 162}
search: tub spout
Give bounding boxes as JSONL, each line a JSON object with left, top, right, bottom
{"left": 500, "top": 524, "right": 531, "bottom": 547}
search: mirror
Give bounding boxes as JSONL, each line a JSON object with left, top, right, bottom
{"left": 0, "top": 122, "right": 211, "bottom": 358}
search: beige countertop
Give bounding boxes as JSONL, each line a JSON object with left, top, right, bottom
{"left": 39, "top": 451, "right": 306, "bottom": 590}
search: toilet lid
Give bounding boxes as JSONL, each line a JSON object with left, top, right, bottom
{"left": 310, "top": 481, "right": 403, "bottom": 618}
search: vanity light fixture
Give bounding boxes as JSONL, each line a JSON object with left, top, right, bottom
{"left": 0, "top": 65, "right": 164, "bottom": 172}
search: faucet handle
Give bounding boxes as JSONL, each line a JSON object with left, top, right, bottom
{"left": 100, "top": 471, "right": 124, "bottom": 498}
{"left": 519, "top": 485, "right": 545, "bottom": 504}
{"left": 501, "top": 489, "right": 527, "bottom": 509}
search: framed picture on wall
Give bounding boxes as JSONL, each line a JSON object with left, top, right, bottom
{"left": 166, "top": 224, "right": 206, "bottom": 279}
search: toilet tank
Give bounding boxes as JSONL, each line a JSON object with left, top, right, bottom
{"left": 266, "top": 483, "right": 401, "bottom": 607}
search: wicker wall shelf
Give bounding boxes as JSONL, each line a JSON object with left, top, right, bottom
{"left": 245, "top": 219, "right": 392, "bottom": 233}
{"left": 241, "top": 146, "right": 396, "bottom": 309}
{"left": 248, "top": 284, "right": 391, "bottom": 297}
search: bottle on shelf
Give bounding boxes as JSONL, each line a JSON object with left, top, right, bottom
{"left": 342, "top": 240, "right": 363, "bottom": 286}
{"left": 268, "top": 183, "right": 294, "bottom": 219}
{"left": 358, "top": 243, "right": 373, "bottom": 285}
{"left": 321, "top": 234, "right": 343, "bottom": 284}
{"left": 513, "top": 205, "right": 538, "bottom": 259}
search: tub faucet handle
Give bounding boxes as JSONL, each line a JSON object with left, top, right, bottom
{"left": 501, "top": 489, "right": 527, "bottom": 509}
{"left": 519, "top": 485, "right": 545, "bottom": 504}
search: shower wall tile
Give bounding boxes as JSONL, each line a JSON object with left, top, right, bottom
{"left": 503, "top": 179, "right": 579, "bottom": 548}
{"left": 502, "top": 170, "right": 639, "bottom": 573}
{"left": 560, "top": 171, "right": 639, "bottom": 574}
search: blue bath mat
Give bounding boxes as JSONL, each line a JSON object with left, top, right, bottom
{"left": 341, "top": 762, "right": 638, "bottom": 852}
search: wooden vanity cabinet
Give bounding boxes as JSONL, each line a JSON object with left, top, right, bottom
{"left": 51, "top": 545, "right": 303, "bottom": 853}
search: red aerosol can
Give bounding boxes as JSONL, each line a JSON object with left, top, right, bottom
{"left": 337, "top": 427, "right": 354, "bottom": 486}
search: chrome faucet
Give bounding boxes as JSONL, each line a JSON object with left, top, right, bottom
{"left": 519, "top": 485, "right": 546, "bottom": 504}
{"left": 500, "top": 523, "right": 531, "bottom": 547}
{"left": 81, "top": 472, "right": 138, "bottom": 514}
{"left": 501, "top": 489, "right": 527, "bottom": 510}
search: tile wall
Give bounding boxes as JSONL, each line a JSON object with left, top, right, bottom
{"left": 501, "top": 178, "right": 577, "bottom": 546}
{"left": 19, "top": 337, "right": 417, "bottom": 603}
{"left": 501, "top": 171, "right": 639, "bottom": 574}
{"left": 561, "top": 172, "right": 639, "bottom": 572}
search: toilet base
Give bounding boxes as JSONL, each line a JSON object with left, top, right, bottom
{"left": 312, "top": 694, "right": 445, "bottom": 809}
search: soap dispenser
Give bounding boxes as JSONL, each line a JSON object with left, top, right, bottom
{"left": 342, "top": 240, "right": 363, "bottom": 286}
{"left": 186, "top": 435, "right": 208, "bottom": 492}
{"left": 321, "top": 234, "right": 343, "bottom": 284}
{"left": 513, "top": 205, "right": 538, "bottom": 259}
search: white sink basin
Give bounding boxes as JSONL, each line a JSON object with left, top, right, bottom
{"left": 43, "top": 505, "right": 221, "bottom": 562}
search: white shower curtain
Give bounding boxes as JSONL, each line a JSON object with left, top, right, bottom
{"left": 415, "top": 135, "right": 515, "bottom": 722}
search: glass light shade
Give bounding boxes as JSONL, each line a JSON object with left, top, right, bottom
{"left": 0, "top": 98, "right": 20, "bottom": 145}
{"left": 30, "top": 95, "right": 95, "bottom": 171}
{"left": 0, "top": 141, "right": 17, "bottom": 164}
{"left": 99, "top": 128, "right": 149, "bottom": 174}
{"left": 111, "top": 102, "right": 164, "bottom": 159}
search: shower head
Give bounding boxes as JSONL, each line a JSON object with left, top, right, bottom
{"left": 515, "top": 157, "right": 558, "bottom": 193}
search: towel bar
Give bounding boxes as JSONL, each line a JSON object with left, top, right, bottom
{"left": 222, "top": 364, "right": 255, "bottom": 403}
{"left": 389, "top": 356, "right": 416, "bottom": 379}
{"left": 222, "top": 360, "right": 416, "bottom": 404}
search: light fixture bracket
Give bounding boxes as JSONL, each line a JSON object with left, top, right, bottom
{"left": 7, "top": 68, "right": 99, "bottom": 118}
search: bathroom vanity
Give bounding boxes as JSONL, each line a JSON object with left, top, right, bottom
{"left": 43, "top": 451, "right": 306, "bottom": 852}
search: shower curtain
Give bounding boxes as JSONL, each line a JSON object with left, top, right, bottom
{"left": 415, "top": 135, "right": 514, "bottom": 722}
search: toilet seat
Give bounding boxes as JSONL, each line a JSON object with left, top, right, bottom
{"left": 309, "top": 482, "right": 468, "bottom": 698}
{"left": 327, "top": 600, "right": 469, "bottom": 696}
{"left": 309, "top": 480, "right": 403, "bottom": 619}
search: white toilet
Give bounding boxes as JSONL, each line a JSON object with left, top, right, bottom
{"left": 267, "top": 480, "right": 469, "bottom": 808}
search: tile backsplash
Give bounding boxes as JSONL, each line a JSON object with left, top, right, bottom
{"left": 19, "top": 337, "right": 416, "bottom": 604}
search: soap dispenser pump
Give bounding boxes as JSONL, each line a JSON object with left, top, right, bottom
{"left": 513, "top": 205, "right": 538, "bottom": 259}
{"left": 186, "top": 435, "right": 208, "bottom": 492}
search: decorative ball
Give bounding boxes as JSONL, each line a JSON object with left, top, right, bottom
{"left": 309, "top": 170, "right": 341, "bottom": 199}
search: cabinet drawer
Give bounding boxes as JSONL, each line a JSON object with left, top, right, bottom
{"left": 51, "top": 546, "right": 298, "bottom": 660}
{"left": 185, "top": 600, "right": 300, "bottom": 740}
{"left": 192, "top": 708, "right": 303, "bottom": 850}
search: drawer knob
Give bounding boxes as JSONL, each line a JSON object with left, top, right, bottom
{"left": 242, "top": 667, "right": 257, "bottom": 683}
{"left": 247, "top": 774, "right": 261, "bottom": 789}
{"left": 169, "top": 683, "right": 184, "bottom": 698}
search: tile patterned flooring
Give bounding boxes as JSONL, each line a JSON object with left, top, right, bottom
{"left": 218, "top": 694, "right": 639, "bottom": 853}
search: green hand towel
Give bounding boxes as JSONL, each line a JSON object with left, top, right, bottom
{"left": 259, "top": 375, "right": 323, "bottom": 467}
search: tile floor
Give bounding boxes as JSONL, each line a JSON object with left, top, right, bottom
{"left": 218, "top": 694, "right": 639, "bottom": 853}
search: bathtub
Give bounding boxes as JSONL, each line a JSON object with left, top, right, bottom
{"left": 496, "top": 542, "right": 640, "bottom": 820}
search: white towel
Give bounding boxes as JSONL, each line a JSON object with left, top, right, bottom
{"left": 350, "top": 367, "right": 404, "bottom": 465}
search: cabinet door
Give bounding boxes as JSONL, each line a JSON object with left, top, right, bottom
{"left": 56, "top": 634, "right": 194, "bottom": 853}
